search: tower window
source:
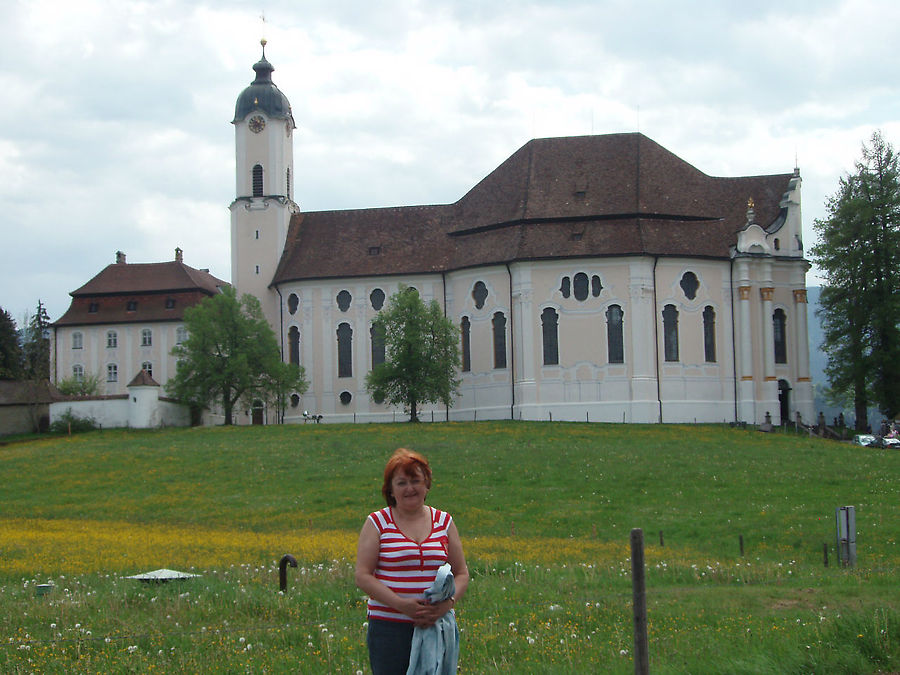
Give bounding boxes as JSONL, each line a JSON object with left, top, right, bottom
{"left": 286, "top": 168, "right": 292, "bottom": 200}
{"left": 472, "top": 281, "right": 488, "bottom": 310}
{"left": 680, "top": 272, "right": 699, "bottom": 300}
{"left": 774, "top": 308, "right": 787, "bottom": 364}
{"left": 287, "top": 293, "right": 299, "bottom": 315}
{"left": 252, "top": 164, "right": 264, "bottom": 197}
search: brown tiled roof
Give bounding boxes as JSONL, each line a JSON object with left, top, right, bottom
{"left": 272, "top": 132, "right": 793, "bottom": 285}
{"left": 72, "top": 261, "right": 225, "bottom": 296}
{"left": 54, "top": 261, "right": 226, "bottom": 326}
{"left": 127, "top": 370, "right": 160, "bottom": 387}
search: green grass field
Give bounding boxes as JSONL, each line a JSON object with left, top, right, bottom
{"left": 1, "top": 421, "right": 898, "bottom": 673}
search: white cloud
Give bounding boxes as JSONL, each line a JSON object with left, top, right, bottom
{"left": 1, "top": 0, "right": 898, "bottom": 323}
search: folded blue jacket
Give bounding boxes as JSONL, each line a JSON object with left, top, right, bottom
{"left": 406, "top": 563, "right": 459, "bottom": 675}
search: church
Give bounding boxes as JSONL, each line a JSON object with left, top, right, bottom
{"left": 231, "top": 42, "right": 814, "bottom": 426}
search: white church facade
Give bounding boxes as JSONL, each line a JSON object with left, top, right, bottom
{"left": 231, "top": 44, "right": 814, "bottom": 426}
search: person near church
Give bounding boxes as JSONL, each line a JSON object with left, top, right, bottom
{"left": 355, "top": 448, "right": 469, "bottom": 674}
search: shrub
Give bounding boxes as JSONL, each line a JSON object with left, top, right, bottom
{"left": 49, "top": 409, "right": 99, "bottom": 434}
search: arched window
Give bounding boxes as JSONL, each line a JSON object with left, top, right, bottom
{"left": 541, "top": 307, "right": 559, "bottom": 366}
{"left": 370, "top": 323, "right": 385, "bottom": 367}
{"left": 289, "top": 326, "right": 300, "bottom": 366}
{"left": 680, "top": 272, "right": 699, "bottom": 300}
{"left": 560, "top": 277, "right": 571, "bottom": 298}
{"left": 472, "top": 281, "right": 488, "bottom": 310}
{"left": 774, "top": 308, "right": 787, "bottom": 364}
{"left": 287, "top": 293, "right": 299, "bottom": 315}
{"left": 573, "top": 273, "right": 589, "bottom": 301}
{"left": 337, "top": 323, "right": 353, "bottom": 377}
{"left": 663, "top": 304, "right": 679, "bottom": 362}
{"left": 370, "top": 288, "right": 385, "bottom": 311}
{"left": 591, "top": 275, "right": 603, "bottom": 297}
{"left": 337, "top": 290, "right": 351, "bottom": 312}
{"left": 252, "top": 164, "right": 264, "bottom": 197}
{"left": 72, "top": 332, "right": 83, "bottom": 350}
{"left": 492, "top": 311, "right": 507, "bottom": 369}
{"left": 460, "top": 317, "right": 471, "bottom": 372}
{"left": 141, "top": 328, "right": 152, "bottom": 347}
{"left": 606, "top": 304, "right": 624, "bottom": 364}
{"left": 703, "top": 306, "right": 717, "bottom": 363}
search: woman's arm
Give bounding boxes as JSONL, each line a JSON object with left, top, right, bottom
{"left": 412, "top": 519, "right": 470, "bottom": 625}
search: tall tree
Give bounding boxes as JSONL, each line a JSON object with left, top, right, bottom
{"left": 0, "top": 307, "right": 24, "bottom": 380}
{"left": 812, "top": 130, "right": 900, "bottom": 428}
{"left": 365, "top": 285, "right": 461, "bottom": 422}
{"left": 22, "top": 300, "right": 51, "bottom": 381}
{"left": 167, "top": 286, "right": 306, "bottom": 425}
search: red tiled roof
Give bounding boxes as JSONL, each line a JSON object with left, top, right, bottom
{"left": 272, "top": 133, "right": 792, "bottom": 285}
{"left": 54, "top": 262, "right": 226, "bottom": 326}
{"left": 127, "top": 370, "right": 160, "bottom": 387}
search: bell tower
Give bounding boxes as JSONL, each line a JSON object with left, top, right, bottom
{"left": 230, "top": 39, "right": 297, "bottom": 327}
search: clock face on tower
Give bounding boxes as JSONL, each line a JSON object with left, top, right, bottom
{"left": 249, "top": 115, "right": 266, "bottom": 133}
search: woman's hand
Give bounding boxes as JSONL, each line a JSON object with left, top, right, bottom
{"left": 411, "top": 597, "right": 454, "bottom": 627}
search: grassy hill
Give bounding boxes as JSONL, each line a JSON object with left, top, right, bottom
{"left": 1, "top": 422, "right": 897, "bottom": 673}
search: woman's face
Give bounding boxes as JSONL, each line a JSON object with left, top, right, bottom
{"left": 390, "top": 467, "right": 428, "bottom": 510}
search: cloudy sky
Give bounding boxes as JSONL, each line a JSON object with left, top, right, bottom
{"left": 2, "top": 0, "right": 898, "bottom": 326}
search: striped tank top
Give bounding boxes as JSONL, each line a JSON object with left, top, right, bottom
{"left": 366, "top": 506, "right": 452, "bottom": 622}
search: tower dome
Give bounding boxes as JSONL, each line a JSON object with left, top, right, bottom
{"left": 233, "top": 40, "right": 295, "bottom": 125}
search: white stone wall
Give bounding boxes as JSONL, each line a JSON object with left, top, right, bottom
{"left": 273, "top": 253, "right": 813, "bottom": 426}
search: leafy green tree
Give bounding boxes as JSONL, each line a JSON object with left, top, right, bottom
{"left": 56, "top": 371, "right": 102, "bottom": 397}
{"left": 811, "top": 131, "right": 900, "bottom": 428}
{"left": 167, "top": 286, "right": 306, "bottom": 425}
{"left": 256, "top": 362, "right": 308, "bottom": 424}
{"left": 22, "top": 300, "right": 51, "bottom": 381}
{"left": 365, "top": 285, "right": 460, "bottom": 422}
{"left": 0, "top": 307, "right": 24, "bottom": 380}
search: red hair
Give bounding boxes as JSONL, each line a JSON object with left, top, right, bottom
{"left": 382, "top": 448, "right": 432, "bottom": 506}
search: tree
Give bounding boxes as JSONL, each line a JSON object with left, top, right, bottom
{"left": 22, "top": 300, "right": 51, "bottom": 381}
{"left": 167, "top": 286, "right": 306, "bottom": 425}
{"left": 0, "top": 307, "right": 24, "bottom": 380}
{"left": 257, "top": 362, "right": 308, "bottom": 424}
{"left": 811, "top": 130, "right": 900, "bottom": 429}
{"left": 365, "top": 285, "right": 461, "bottom": 422}
{"left": 56, "top": 371, "right": 102, "bottom": 397}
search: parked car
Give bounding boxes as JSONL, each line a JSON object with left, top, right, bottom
{"left": 852, "top": 434, "right": 877, "bottom": 446}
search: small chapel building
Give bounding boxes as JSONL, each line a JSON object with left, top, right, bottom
{"left": 231, "top": 43, "right": 814, "bottom": 426}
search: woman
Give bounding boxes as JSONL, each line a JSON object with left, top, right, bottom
{"left": 356, "top": 448, "right": 469, "bottom": 674}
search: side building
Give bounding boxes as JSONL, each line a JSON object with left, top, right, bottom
{"left": 51, "top": 249, "right": 226, "bottom": 396}
{"left": 231, "top": 45, "right": 814, "bottom": 426}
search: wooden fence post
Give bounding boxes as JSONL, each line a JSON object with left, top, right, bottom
{"left": 631, "top": 528, "right": 649, "bottom": 675}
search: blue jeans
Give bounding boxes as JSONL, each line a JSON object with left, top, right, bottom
{"left": 367, "top": 618, "right": 414, "bottom": 675}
